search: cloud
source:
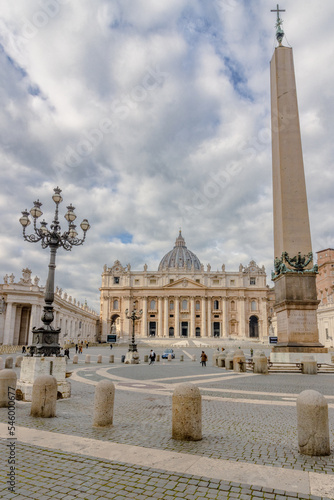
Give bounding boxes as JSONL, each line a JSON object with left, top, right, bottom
{"left": 0, "top": 0, "right": 333, "bottom": 311}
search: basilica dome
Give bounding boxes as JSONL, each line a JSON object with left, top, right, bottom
{"left": 158, "top": 231, "right": 202, "bottom": 271}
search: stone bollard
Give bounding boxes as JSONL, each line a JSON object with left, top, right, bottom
{"left": 297, "top": 390, "right": 330, "bottom": 456}
{"left": 168, "top": 353, "right": 172, "bottom": 361}
{"left": 233, "top": 350, "right": 246, "bottom": 373}
{"left": 93, "top": 380, "right": 115, "bottom": 427}
{"left": 109, "top": 355, "right": 114, "bottom": 363}
{"left": 144, "top": 355, "right": 149, "bottom": 363}
{"left": 192, "top": 355, "right": 196, "bottom": 362}
{"left": 253, "top": 352, "right": 268, "bottom": 374}
{"left": 225, "top": 352, "right": 234, "bottom": 370}
{"left": 180, "top": 355, "right": 184, "bottom": 362}
{"left": 156, "top": 354, "right": 160, "bottom": 362}
{"left": 301, "top": 356, "right": 317, "bottom": 375}
{"left": 172, "top": 383, "right": 202, "bottom": 441}
{"left": 30, "top": 375, "right": 57, "bottom": 418}
{"left": 97, "top": 355, "right": 102, "bottom": 363}
{"left": 72, "top": 355, "right": 78, "bottom": 364}
{"left": 5, "top": 357, "right": 13, "bottom": 369}
{"left": 212, "top": 352, "right": 219, "bottom": 366}
{"left": 85, "top": 355, "right": 91, "bottom": 364}
{"left": 0, "top": 370, "right": 17, "bottom": 407}
{"left": 15, "top": 356, "right": 23, "bottom": 368}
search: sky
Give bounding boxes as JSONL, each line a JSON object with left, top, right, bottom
{"left": 0, "top": 0, "right": 333, "bottom": 312}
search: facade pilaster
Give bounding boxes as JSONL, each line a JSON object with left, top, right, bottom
{"left": 201, "top": 297, "right": 206, "bottom": 336}
{"left": 164, "top": 297, "right": 168, "bottom": 337}
{"left": 190, "top": 297, "right": 195, "bottom": 337}
{"left": 239, "top": 297, "right": 246, "bottom": 338}
{"left": 222, "top": 297, "right": 228, "bottom": 337}
{"left": 207, "top": 299, "right": 211, "bottom": 337}
{"left": 158, "top": 297, "right": 163, "bottom": 337}
{"left": 175, "top": 297, "right": 180, "bottom": 337}
{"left": 141, "top": 297, "right": 148, "bottom": 337}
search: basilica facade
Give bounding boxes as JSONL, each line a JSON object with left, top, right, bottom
{"left": 100, "top": 232, "right": 272, "bottom": 342}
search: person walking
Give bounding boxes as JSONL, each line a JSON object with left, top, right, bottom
{"left": 75, "top": 344, "right": 78, "bottom": 354}
{"left": 149, "top": 350, "right": 156, "bottom": 365}
{"left": 200, "top": 351, "right": 207, "bottom": 367}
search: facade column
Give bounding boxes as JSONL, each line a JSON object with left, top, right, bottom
{"left": 201, "top": 297, "right": 206, "bottom": 337}
{"left": 101, "top": 296, "right": 109, "bottom": 342}
{"left": 190, "top": 298, "right": 195, "bottom": 337}
{"left": 222, "top": 298, "right": 228, "bottom": 337}
{"left": 164, "top": 297, "right": 168, "bottom": 337}
{"left": 175, "top": 297, "right": 180, "bottom": 337}
{"left": 207, "top": 299, "right": 211, "bottom": 337}
{"left": 141, "top": 297, "right": 148, "bottom": 337}
{"left": 13, "top": 306, "right": 22, "bottom": 345}
{"left": 239, "top": 297, "right": 246, "bottom": 338}
{"left": 158, "top": 297, "right": 163, "bottom": 337}
{"left": 3, "top": 302, "right": 16, "bottom": 345}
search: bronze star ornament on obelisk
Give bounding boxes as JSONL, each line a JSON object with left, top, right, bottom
{"left": 269, "top": 5, "right": 329, "bottom": 363}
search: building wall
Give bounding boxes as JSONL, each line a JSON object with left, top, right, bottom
{"left": 100, "top": 260, "right": 271, "bottom": 342}
{"left": 0, "top": 269, "right": 99, "bottom": 346}
{"left": 316, "top": 248, "right": 334, "bottom": 305}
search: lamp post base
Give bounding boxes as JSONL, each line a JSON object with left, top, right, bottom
{"left": 28, "top": 327, "right": 62, "bottom": 357}
{"left": 124, "top": 351, "right": 140, "bottom": 364}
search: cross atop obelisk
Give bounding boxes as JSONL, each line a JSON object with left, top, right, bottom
{"left": 271, "top": 4, "right": 286, "bottom": 45}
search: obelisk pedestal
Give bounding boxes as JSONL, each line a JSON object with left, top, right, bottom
{"left": 269, "top": 42, "right": 329, "bottom": 363}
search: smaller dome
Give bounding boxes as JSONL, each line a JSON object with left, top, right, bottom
{"left": 158, "top": 231, "right": 202, "bottom": 271}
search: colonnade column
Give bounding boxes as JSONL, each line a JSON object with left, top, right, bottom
{"left": 201, "top": 298, "right": 206, "bottom": 337}
{"left": 141, "top": 297, "right": 147, "bottom": 337}
{"left": 28, "top": 304, "right": 38, "bottom": 344}
{"left": 164, "top": 297, "right": 168, "bottom": 337}
{"left": 222, "top": 298, "right": 228, "bottom": 337}
{"left": 158, "top": 297, "right": 163, "bottom": 337}
{"left": 207, "top": 300, "right": 211, "bottom": 337}
{"left": 3, "top": 302, "right": 16, "bottom": 345}
{"left": 190, "top": 298, "right": 195, "bottom": 337}
{"left": 175, "top": 297, "right": 180, "bottom": 337}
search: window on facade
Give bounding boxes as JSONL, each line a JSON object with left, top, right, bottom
{"left": 195, "top": 301, "right": 200, "bottom": 311}
{"left": 213, "top": 300, "right": 219, "bottom": 310}
{"left": 170, "top": 279, "right": 174, "bottom": 283}
{"left": 250, "top": 278, "right": 256, "bottom": 285}
{"left": 150, "top": 300, "right": 156, "bottom": 310}
{"left": 114, "top": 277, "right": 120, "bottom": 284}
{"left": 170, "top": 301, "right": 174, "bottom": 311}
{"left": 79, "top": 321, "right": 82, "bottom": 329}
{"left": 134, "top": 279, "right": 140, "bottom": 284}
{"left": 230, "top": 280, "right": 235, "bottom": 285}
{"left": 113, "top": 299, "right": 119, "bottom": 310}
{"left": 251, "top": 300, "right": 257, "bottom": 311}
{"left": 231, "top": 300, "right": 236, "bottom": 311}
{"left": 182, "top": 299, "right": 188, "bottom": 310}
{"left": 213, "top": 279, "right": 219, "bottom": 285}
{"left": 196, "top": 279, "right": 200, "bottom": 283}
{"left": 150, "top": 279, "right": 157, "bottom": 284}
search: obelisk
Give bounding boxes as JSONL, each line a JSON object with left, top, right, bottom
{"left": 269, "top": 5, "right": 328, "bottom": 362}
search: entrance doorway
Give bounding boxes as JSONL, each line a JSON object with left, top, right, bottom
{"left": 149, "top": 321, "right": 156, "bottom": 337}
{"left": 213, "top": 322, "right": 220, "bottom": 337}
{"left": 249, "top": 316, "right": 259, "bottom": 338}
{"left": 195, "top": 327, "right": 201, "bottom": 337}
{"left": 181, "top": 322, "right": 188, "bottom": 337}
{"left": 169, "top": 327, "right": 174, "bottom": 337}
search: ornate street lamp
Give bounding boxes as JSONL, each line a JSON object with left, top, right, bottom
{"left": 125, "top": 301, "right": 143, "bottom": 353}
{"left": 19, "top": 187, "right": 90, "bottom": 356}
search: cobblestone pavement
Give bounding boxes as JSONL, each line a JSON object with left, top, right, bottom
{"left": 1, "top": 346, "right": 334, "bottom": 499}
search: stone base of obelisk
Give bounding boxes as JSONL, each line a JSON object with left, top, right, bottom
{"left": 16, "top": 357, "right": 71, "bottom": 401}
{"left": 270, "top": 273, "right": 330, "bottom": 364}
{"left": 124, "top": 351, "right": 140, "bottom": 364}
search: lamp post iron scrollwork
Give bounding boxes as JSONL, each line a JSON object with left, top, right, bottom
{"left": 19, "top": 187, "right": 90, "bottom": 356}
